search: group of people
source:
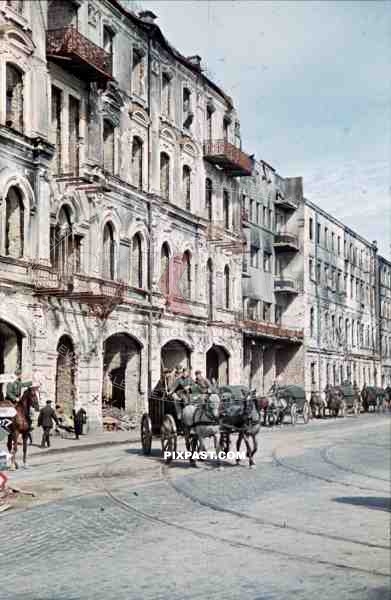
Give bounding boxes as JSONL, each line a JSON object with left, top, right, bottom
{"left": 161, "top": 366, "right": 217, "bottom": 420}
{"left": 3, "top": 369, "right": 87, "bottom": 447}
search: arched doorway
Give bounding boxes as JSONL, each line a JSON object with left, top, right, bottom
{"left": 0, "top": 320, "right": 22, "bottom": 400}
{"left": 161, "top": 340, "right": 191, "bottom": 374}
{"left": 55, "top": 335, "right": 76, "bottom": 416}
{"left": 103, "top": 334, "right": 141, "bottom": 411}
{"left": 206, "top": 345, "right": 229, "bottom": 385}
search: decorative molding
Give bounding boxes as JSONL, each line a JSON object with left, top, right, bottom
{"left": 88, "top": 3, "right": 100, "bottom": 27}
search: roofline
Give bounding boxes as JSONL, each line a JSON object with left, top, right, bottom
{"left": 304, "top": 197, "right": 378, "bottom": 250}
{"left": 379, "top": 254, "right": 391, "bottom": 267}
{"left": 107, "top": 0, "right": 234, "bottom": 108}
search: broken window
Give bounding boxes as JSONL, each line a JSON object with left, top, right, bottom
{"left": 224, "top": 265, "right": 230, "bottom": 309}
{"left": 132, "top": 48, "right": 145, "bottom": 97}
{"left": 181, "top": 251, "right": 191, "bottom": 300}
{"left": 310, "top": 307, "right": 314, "bottom": 337}
{"left": 50, "top": 205, "right": 80, "bottom": 277}
{"left": 6, "top": 64, "right": 23, "bottom": 133}
{"left": 103, "top": 120, "right": 115, "bottom": 174}
{"left": 160, "top": 243, "right": 170, "bottom": 296}
{"left": 263, "top": 302, "right": 272, "bottom": 322}
{"left": 103, "top": 26, "right": 114, "bottom": 56}
{"left": 131, "top": 233, "right": 143, "bottom": 288}
{"left": 5, "top": 186, "right": 24, "bottom": 258}
{"left": 182, "top": 87, "right": 193, "bottom": 129}
{"left": 223, "top": 190, "right": 229, "bottom": 229}
{"left": 69, "top": 95, "right": 80, "bottom": 175}
{"left": 51, "top": 86, "right": 62, "bottom": 174}
{"left": 206, "top": 259, "right": 213, "bottom": 318}
{"left": 160, "top": 152, "right": 170, "bottom": 200}
{"left": 132, "top": 136, "right": 143, "bottom": 190}
{"left": 205, "top": 178, "right": 212, "bottom": 222}
{"left": 103, "top": 222, "right": 115, "bottom": 280}
{"left": 223, "top": 118, "right": 229, "bottom": 142}
{"left": 206, "top": 105, "right": 213, "bottom": 140}
{"left": 161, "top": 72, "right": 171, "bottom": 116}
{"left": 182, "top": 165, "right": 191, "bottom": 210}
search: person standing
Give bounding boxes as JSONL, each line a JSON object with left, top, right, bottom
{"left": 38, "top": 400, "right": 59, "bottom": 448}
{"left": 73, "top": 406, "right": 87, "bottom": 440}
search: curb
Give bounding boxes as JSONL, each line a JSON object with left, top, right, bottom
{"left": 28, "top": 436, "right": 140, "bottom": 458}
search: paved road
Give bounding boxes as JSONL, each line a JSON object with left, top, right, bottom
{"left": 0, "top": 414, "right": 390, "bottom": 600}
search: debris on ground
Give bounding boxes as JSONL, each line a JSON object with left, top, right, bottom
{"left": 102, "top": 407, "right": 137, "bottom": 431}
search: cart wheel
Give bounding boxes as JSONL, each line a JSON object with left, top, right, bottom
{"left": 339, "top": 400, "right": 346, "bottom": 418}
{"left": 141, "top": 413, "right": 152, "bottom": 455}
{"left": 302, "top": 401, "right": 310, "bottom": 424}
{"left": 291, "top": 403, "right": 297, "bottom": 425}
{"left": 161, "top": 414, "right": 177, "bottom": 463}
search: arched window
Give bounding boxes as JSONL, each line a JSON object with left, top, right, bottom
{"left": 160, "top": 243, "right": 170, "bottom": 296}
{"left": 160, "top": 152, "right": 170, "bottom": 200}
{"left": 6, "top": 64, "right": 24, "bottom": 133}
{"left": 182, "top": 165, "right": 191, "bottom": 210}
{"left": 131, "top": 233, "right": 143, "bottom": 288}
{"left": 5, "top": 186, "right": 24, "bottom": 258}
{"left": 51, "top": 205, "right": 80, "bottom": 276}
{"left": 206, "top": 259, "right": 213, "bottom": 318}
{"left": 223, "top": 189, "right": 229, "bottom": 229}
{"left": 205, "top": 178, "right": 212, "bottom": 222}
{"left": 181, "top": 250, "right": 191, "bottom": 299}
{"left": 131, "top": 137, "right": 143, "bottom": 190}
{"left": 103, "top": 222, "right": 115, "bottom": 280}
{"left": 224, "top": 265, "right": 230, "bottom": 309}
{"left": 103, "top": 120, "right": 115, "bottom": 174}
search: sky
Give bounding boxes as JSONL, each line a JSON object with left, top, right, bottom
{"left": 135, "top": 0, "right": 390, "bottom": 257}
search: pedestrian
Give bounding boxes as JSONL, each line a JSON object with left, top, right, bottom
{"left": 38, "top": 400, "right": 59, "bottom": 448}
{"left": 73, "top": 405, "right": 87, "bottom": 440}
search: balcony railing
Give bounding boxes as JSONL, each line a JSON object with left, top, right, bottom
{"left": 203, "top": 139, "right": 253, "bottom": 176}
{"left": 275, "top": 192, "right": 299, "bottom": 211}
{"left": 273, "top": 232, "right": 299, "bottom": 252}
{"left": 241, "top": 318, "right": 304, "bottom": 341}
{"left": 46, "top": 27, "right": 112, "bottom": 82}
{"left": 274, "top": 278, "right": 301, "bottom": 294}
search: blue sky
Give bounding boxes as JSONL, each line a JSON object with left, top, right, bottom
{"left": 136, "top": 0, "right": 390, "bottom": 257}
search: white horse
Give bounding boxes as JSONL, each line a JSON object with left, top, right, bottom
{"left": 182, "top": 393, "right": 222, "bottom": 467}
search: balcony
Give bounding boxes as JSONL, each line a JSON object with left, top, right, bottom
{"left": 273, "top": 233, "right": 299, "bottom": 252}
{"left": 241, "top": 318, "right": 304, "bottom": 342}
{"left": 46, "top": 27, "right": 112, "bottom": 83}
{"left": 203, "top": 139, "right": 253, "bottom": 176}
{"left": 274, "top": 278, "right": 301, "bottom": 294}
{"left": 30, "top": 265, "right": 126, "bottom": 317}
{"left": 275, "top": 191, "right": 299, "bottom": 211}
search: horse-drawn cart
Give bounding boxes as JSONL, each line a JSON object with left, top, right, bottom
{"left": 269, "top": 384, "right": 310, "bottom": 425}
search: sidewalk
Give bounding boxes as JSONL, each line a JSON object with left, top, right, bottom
{"left": 26, "top": 429, "right": 141, "bottom": 458}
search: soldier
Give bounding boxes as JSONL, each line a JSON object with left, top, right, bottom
{"left": 194, "top": 371, "right": 210, "bottom": 393}
{"left": 6, "top": 369, "right": 32, "bottom": 405}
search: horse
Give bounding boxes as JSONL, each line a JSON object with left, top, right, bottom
{"left": 182, "top": 393, "right": 222, "bottom": 467}
{"left": 235, "top": 392, "right": 262, "bottom": 468}
{"left": 257, "top": 395, "right": 285, "bottom": 426}
{"left": 384, "top": 386, "right": 391, "bottom": 412}
{"left": 310, "top": 391, "right": 326, "bottom": 419}
{"left": 361, "top": 385, "right": 378, "bottom": 412}
{"left": 324, "top": 386, "right": 345, "bottom": 418}
{"left": 6, "top": 388, "right": 40, "bottom": 470}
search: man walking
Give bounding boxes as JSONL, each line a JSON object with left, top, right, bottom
{"left": 38, "top": 400, "right": 59, "bottom": 448}
{"left": 73, "top": 405, "right": 87, "bottom": 440}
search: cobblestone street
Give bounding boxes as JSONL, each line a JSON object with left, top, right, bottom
{"left": 0, "top": 414, "right": 389, "bottom": 600}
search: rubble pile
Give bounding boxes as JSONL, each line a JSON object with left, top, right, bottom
{"left": 102, "top": 407, "right": 137, "bottom": 431}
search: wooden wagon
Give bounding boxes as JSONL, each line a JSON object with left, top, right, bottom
{"left": 270, "top": 384, "right": 310, "bottom": 425}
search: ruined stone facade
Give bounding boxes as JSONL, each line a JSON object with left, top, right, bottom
{"left": 0, "top": 0, "right": 388, "bottom": 429}
{"left": 378, "top": 255, "right": 391, "bottom": 386}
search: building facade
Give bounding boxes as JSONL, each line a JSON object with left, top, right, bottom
{"left": 0, "top": 0, "right": 388, "bottom": 429}
{"left": 378, "top": 255, "right": 391, "bottom": 386}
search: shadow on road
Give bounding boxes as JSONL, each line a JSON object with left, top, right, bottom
{"left": 333, "top": 496, "right": 391, "bottom": 512}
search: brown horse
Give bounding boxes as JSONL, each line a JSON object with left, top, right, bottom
{"left": 6, "top": 388, "right": 39, "bottom": 470}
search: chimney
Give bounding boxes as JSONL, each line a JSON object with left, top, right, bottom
{"left": 138, "top": 10, "right": 157, "bottom": 24}
{"left": 187, "top": 55, "right": 202, "bottom": 70}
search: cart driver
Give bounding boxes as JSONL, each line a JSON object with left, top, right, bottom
{"left": 168, "top": 368, "right": 192, "bottom": 421}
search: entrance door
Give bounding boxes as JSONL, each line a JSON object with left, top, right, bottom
{"left": 0, "top": 320, "right": 22, "bottom": 400}
{"left": 55, "top": 335, "right": 75, "bottom": 416}
{"left": 103, "top": 334, "right": 141, "bottom": 412}
{"left": 206, "top": 345, "right": 229, "bottom": 385}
